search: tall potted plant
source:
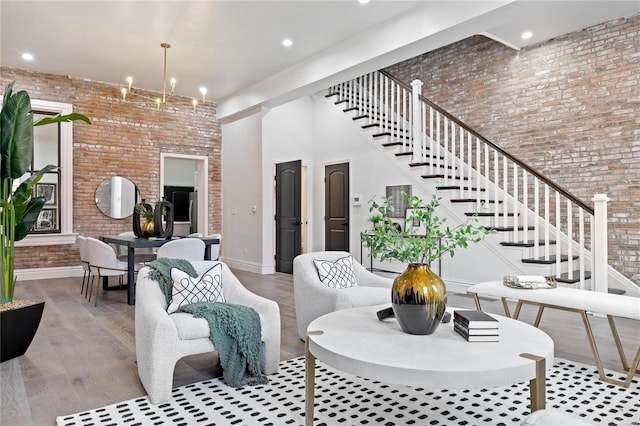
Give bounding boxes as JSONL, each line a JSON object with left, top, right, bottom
{"left": 362, "top": 192, "right": 492, "bottom": 335}
{"left": 1, "top": 81, "right": 90, "bottom": 361}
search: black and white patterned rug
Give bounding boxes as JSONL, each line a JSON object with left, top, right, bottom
{"left": 57, "top": 357, "right": 639, "bottom": 426}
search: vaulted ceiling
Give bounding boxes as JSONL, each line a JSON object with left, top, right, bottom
{"left": 2, "top": 1, "right": 638, "bottom": 120}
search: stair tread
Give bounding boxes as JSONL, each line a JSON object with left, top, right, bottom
{"left": 550, "top": 270, "right": 592, "bottom": 284}
{"left": 501, "top": 240, "right": 557, "bottom": 247}
{"left": 437, "top": 186, "right": 486, "bottom": 192}
{"left": 465, "top": 212, "right": 516, "bottom": 217}
{"left": 409, "top": 157, "right": 447, "bottom": 165}
{"left": 522, "top": 255, "right": 579, "bottom": 264}
{"left": 422, "top": 174, "right": 470, "bottom": 180}
{"left": 451, "top": 198, "right": 502, "bottom": 204}
{"left": 361, "top": 123, "right": 379, "bottom": 129}
{"left": 484, "top": 226, "right": 535, "bottom": 232}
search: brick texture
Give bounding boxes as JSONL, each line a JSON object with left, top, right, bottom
{"left": 385, "top": 15, "right": 640, "bottom": 285}
{"left": 1, "top": 68, "right": 222, "bottom": 271}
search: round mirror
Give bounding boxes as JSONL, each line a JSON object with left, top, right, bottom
{"left": 95, "top": 176, "right": 139, "bottom": 219}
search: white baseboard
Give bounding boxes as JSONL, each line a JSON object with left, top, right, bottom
{"left": 16, "top": 266, "right": 84, "bottom": 281}
{"left": 221, "top": 257, "right": 274, "bottom": 275}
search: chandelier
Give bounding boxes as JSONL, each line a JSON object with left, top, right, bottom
{"left": 120, "top": 42, "right": 207, "bottom": 111}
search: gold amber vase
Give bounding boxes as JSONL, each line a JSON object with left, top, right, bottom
{"left": 391, "top": 264, "right": 447, "bottom": 335}
{"left": 142, "top": 220, "right": 155, "bottom": 237}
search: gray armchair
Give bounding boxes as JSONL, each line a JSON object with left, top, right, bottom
{"left": 293, "top": 251, "right": 393, "bottom": 340}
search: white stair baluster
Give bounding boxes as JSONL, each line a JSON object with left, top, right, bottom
{"left": 459, "top": 128, "right": 465, "bottom": 196}
{"left": 544, "top": 185, "right": 550, "bottom": 262}
{"left": 429, "top": 108, "right": 435, "bottom": 175}
{"left": 513, "top": 164, "right": 519, "bottom": 243}
{"left": 476, "top": 137, "right": 481, "bottom": 208}
{"left": 567, "top": 200, "right": 573, "bottom": 282}
{"left": 579, "top": 208, "right": 585, "bottom": 289}
{"left": 534, "top": 177, "right": 539, "bottom": 260}
{"left": 443, "top": 117, "right": 449, "bottom": 185}
{"left": 502, "top": 155, "right": 508, "bottom": 228}
{"left": 494, "top": 149, "right": 499, "bottom": 222}
{"left": 555, "top": 191, "right": 561, "bottom": 276}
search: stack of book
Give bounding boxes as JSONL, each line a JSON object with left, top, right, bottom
{"left": 453, "top": 310, "right": 499, "bottom": 342}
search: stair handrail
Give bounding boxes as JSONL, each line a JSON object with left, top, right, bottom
{"left": 379, "top": 69, "right": 594, "bottom": 215}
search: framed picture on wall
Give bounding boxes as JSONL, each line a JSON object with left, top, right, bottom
{"left": 36, "top": 183, "right": 56, "bottom": 205}
{"left": 35, "top": 208, "right": 57, "bottom": 230}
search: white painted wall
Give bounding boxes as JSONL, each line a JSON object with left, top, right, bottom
{"left": 222, "top": 112, "right": 264, "bottom": 272}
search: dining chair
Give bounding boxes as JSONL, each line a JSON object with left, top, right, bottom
{"left": 86, "top": 237, "right": 139, "bottom": 306}
{"left": 115, "top": 231, "right": 157, "bottom": 264}
{"left": 156, "top": 238, "right": 206, "bottom": 261}
{"left": 206, "top": 233, "right": 222, "bottom": 261}
{"left": 76, "top": 235, "right": 90, "bottom": 296}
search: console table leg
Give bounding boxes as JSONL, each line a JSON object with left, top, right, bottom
{"left": 520, "top": 353, "right": 546, "bottom": 412}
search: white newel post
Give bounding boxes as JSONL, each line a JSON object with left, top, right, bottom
{"left": 411, "top": 80, "right": 423, "bottom": 161}
{"left": 592, "top": 193, "right": 609, "bottom": 293}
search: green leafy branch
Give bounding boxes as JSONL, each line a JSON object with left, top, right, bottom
{"left": 361, "top": 192, "right": 494, "bottom": 266}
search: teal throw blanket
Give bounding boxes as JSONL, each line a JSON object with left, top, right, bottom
{"left": 147, "top": 259, "right": 267, "bottom": 387}
{"left": 180, "top": 302, "right": 267, "bottom": 387}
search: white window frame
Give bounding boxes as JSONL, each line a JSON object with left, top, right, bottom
{"left": 16, "top": 99, "right": 76, "bottom": 246}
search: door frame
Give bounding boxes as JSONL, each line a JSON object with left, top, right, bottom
{"left": 160, "top": 153, "right": 209, "bottom": 235}
{"left": 322, "top": 159, "right": 351, "bottom": 251}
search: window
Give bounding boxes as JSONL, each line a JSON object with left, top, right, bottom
{"left": 16, "top": 99, "right": 76, "bottom": 246}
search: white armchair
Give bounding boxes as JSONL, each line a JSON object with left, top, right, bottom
{"left": 135, "top": 260, "right": 281, "bottom": 404}
{"left": 293, "top": 251, "right": 393, "bottom": 340}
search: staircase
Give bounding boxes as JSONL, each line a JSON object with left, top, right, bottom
{"left": 325, "top": 70, "right": 622, "bottom": 293}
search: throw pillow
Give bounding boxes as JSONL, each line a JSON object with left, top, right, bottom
{"left": 313, "top": 255, "right": 357, "bottom": 289}
{"left": 168, "top": 263, "right": 225, "bottom": 314}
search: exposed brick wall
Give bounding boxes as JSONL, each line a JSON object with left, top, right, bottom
{"left": 1, "top": 68, "right": 222, "bottom": 271}
{"left": 385, "top": 15, "right": 640, "bottom": 284}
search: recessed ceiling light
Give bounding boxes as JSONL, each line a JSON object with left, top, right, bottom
{"left": 22, "top": 52, "right": 34, "bottom": 61}
{"left": 358, "top": 0, "right": 370, "bottom": 4}
{"left": 282, "top": 39, "right": 293, "bottom": 48}
{"left": 521, "top": 31, "right": 533, "bottom": 40}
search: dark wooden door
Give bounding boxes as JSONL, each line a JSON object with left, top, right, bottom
{"left": 275, "top": 160, "right": 302, "bottom": 273}
{"left": 325, "top": 163, "right": 350, "bottom": 251}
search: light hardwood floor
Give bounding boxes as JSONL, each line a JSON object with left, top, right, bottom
{"left": 1, "top": 270, "right": 638, "bottom": 425}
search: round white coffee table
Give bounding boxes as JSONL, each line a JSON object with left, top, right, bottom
{"left": 304, "top": 304, "right": 554, "bottom": 426}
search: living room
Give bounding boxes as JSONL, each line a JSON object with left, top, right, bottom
{"left": 1, "top": 1, "right": 638, "bottom": 424}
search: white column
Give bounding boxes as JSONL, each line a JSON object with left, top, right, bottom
{"left": 411, "top": 79, "right": 423, "bottom": 161}
{"left": 592, "top": 194, "right": 609, "bottom": 293}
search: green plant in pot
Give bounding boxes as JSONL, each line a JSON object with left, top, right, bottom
{"left": 1, "top": 81, "right": 90, "bottom": 361}
{"left": 362, "top": 192, "right": 493, "bottom": 335}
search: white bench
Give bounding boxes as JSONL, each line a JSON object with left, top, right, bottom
{"left": 467, "top": 281, "right": 640, "bottom": 388}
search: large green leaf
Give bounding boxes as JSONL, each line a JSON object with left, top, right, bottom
{"left": 11, "top": 165, "right": 58, "bottom": 225}
{"left": 15, "top": 197, "right": 45, "bottom": 241}
{"left": 1, "top": 87, "right": 34, "bottom": 179}
{"left": 35, "top": 113, "right": 91, "bottom": 126}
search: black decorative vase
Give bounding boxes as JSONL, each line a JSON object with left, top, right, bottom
{"left": 153, "top": 198, "right": 174, "bottom": 239}
{"left": 391, "top": 264, "right": 447, "bottom": 335}
{"left": 1, "top": 301, "right": 45, "bottom": 362}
